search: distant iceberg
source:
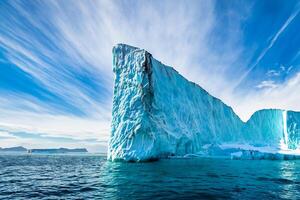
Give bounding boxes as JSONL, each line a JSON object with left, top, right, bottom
{"left": 107, "top": 44, "right": 300, "bottom": 162}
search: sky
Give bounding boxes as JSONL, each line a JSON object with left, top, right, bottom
{"left": 0, "top": 0, "right": 299, "bottom": 152}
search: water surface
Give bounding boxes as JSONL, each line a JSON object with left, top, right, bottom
{"left": 0, "top": 154, "right": 299, "bottom": 199}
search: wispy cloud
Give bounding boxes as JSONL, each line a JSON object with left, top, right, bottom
{"left": 266, "top": 65, "right": 294, "bottom": 77}
{"left": 255, "top": 64, "right": 295, "bottom": 91}
{"left": 256, "top": 80, "right": 279, "bottom": 89}
{"left": 266, "top": 69, "right": 281, "bottom": 77}
{"left": 232, "top": 3, "right": 300, "bottom": 90}
{"left": 0, "top": 131, "right": 16, "bottom": 139}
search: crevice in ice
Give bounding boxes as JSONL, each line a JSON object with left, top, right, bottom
{"left": 282, "top": 110, "right": 289, "bottom": 150}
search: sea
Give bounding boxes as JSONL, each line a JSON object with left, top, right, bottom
{"left": 0, "top": 153, "right": 299, "bottom": 199}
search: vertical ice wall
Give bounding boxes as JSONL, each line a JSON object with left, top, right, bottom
{"left": 108, "top": 45, "right": 157, "bottom": 161}
{"left": 108, "top": 44, "right": 300, "bottom": 162}
{"left": 242, "top": 109, "right": 285, "bottom": 148}
{"left": 283, "top": 110, "right": 288, "bottom": 148}
{"left": 286, "top": 111, "right": 300, "bottom": 149}
{"left": 279, "top": 110, "right": 299, "bottom": 150}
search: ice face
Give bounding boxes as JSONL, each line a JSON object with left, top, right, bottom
{"left": 108, "top": 44, "right": 300, "bottom": 162}
{"left": 287, "top": 111, "right": 300, "bottom": 149}
{"left": 108, "top": 45, "right": 156, "bottom": 161}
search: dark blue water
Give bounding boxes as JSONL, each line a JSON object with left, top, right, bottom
{"left": 0, "top": 154, "right": 299, "bottom": 199}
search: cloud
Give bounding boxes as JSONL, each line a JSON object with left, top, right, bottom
{"left": 0, "top": 131, "right": 16, "bottom": 139}
{"left": 232, "top": 3, "right": 300, "bottom": 90}
{"left": 264, "top": 64, "right": 293, "bottom": 79}
{"left": 0, "top": 111, "right": 110, "bottom": 152}
{"left": 0, "top": 108, "right": 110, "bottom": 141}
{"left": 287, "top": 65, "right": 294, "bottom": 73}
{"left": 266, "top": 70, "right": 281, "bottom": 77}
{"left": 266, "top": 64, "right": 294, "bottom": 78}
{"left": 256, "top": 64, "right": 295, "bottom": 91}
{"left": 0, "top": 91, "right": 110, "bottom": 151}
{"left": 256, "top": 80, "right": 279, "bottom": 89}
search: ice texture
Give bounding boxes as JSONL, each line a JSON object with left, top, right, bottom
{"left": 108, "top": 44, "right": 300, "bottom": 162}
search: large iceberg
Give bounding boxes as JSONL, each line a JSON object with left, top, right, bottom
{"left": 108, "top": 44, "right": 300, "bottom": 162}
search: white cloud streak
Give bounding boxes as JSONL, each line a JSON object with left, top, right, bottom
{"left": 256, "top": 80, "right": 279, "bottom": 89}
{"left": 232, "top": 4, "right": 300, "bottom": 91}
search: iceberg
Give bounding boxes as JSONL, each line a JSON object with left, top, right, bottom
{"left": 107, "top": 44, "right": 300, "bottom": 162}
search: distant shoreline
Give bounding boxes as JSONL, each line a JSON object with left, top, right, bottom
{"left": 0, "top": 146, "right": 89, "bottom": 154}
{"left": 0, "top": 151, "right": 107, "bottom": 156}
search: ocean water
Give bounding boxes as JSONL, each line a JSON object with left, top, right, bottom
{"left": 0, "top": 154, "right": 299, "bottom": 199}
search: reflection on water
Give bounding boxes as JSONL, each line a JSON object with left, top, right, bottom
{"left": 0, "top": 154, "right": 299, "bottom": 199}
{"left": 278, "top": 161, "right": 298, "bottom": 199}
{"left": 101, "top": 158, "right": 300, "bottom": 199}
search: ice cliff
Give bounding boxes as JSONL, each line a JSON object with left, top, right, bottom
{"left": 108, "top": 44, "right": 300, "bottom": 162}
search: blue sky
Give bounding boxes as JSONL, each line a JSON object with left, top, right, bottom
{"left": 0, "top": 0, "right": 299, "bottom": 152}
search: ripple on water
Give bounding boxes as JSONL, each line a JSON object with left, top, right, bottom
{"left": 0, "top": 155, "right": 299, "bottom": 199}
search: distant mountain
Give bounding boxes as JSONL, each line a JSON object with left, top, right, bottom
{"left": 28, "top": 148, "right": 88, "bottom": 154}
{"left": 0, "top": 146, "right": 88, "bottom": 153}
{"left": 0, "top": 146, "right": 27, "bottom": 152}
